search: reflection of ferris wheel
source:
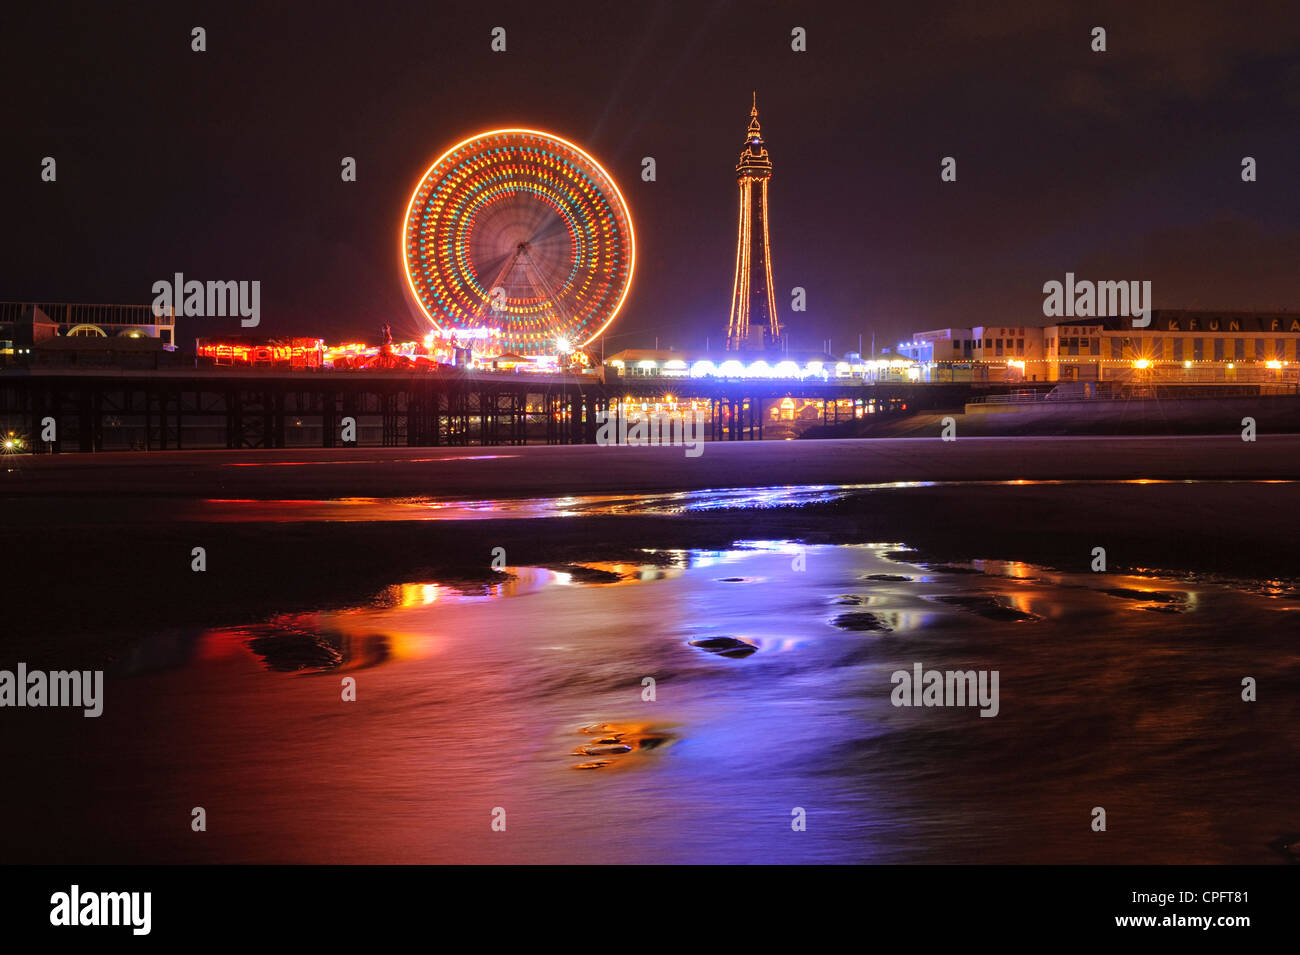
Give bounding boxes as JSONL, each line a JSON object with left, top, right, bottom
{"left": 401, "top": 128, "right": 635, "bottom": 354}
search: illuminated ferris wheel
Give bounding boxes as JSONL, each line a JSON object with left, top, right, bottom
{"left": 401, "top": 129, "right": 635, "bottom": 355}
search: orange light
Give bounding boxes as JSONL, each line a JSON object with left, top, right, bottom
{"left": 399, "top": 128, "right": 636, "bottom": 349}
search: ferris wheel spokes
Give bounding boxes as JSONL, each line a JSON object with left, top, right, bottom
{"left": 471, "top": 241, "right": 574, "bottom": 343}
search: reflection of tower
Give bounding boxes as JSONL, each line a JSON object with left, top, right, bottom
{"left": 726, "top": 93, "right": 781, "bottom": 351}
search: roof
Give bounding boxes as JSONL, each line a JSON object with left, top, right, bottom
{"left": 606, "top": 348, "right": 838, "bottom": 364}
{"left": 36, "top": 336, "right": 165, "bottom": 351}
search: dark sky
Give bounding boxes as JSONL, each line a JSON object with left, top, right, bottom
{"left": 6, "top": 1, "right": 1300, "bottom": 353}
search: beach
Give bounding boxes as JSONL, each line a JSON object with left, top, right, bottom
{"left": 1, "top": 436, "right": 1297, "bottom": 864}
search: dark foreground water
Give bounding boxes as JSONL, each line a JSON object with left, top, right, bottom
{"left": 4, "top": 537, "right": 1297, "bottom": 864}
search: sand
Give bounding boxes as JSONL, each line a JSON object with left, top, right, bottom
{"left": 2, "top": 435, "right": 1297, "bottom": 665}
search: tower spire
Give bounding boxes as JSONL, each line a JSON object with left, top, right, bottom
{"left": 726, "top": 94, "right": 780, "bottom": 351}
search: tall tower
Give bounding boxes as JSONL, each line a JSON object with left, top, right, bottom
{"left": 726, "top": 93, "right": 781, "bottom": 351}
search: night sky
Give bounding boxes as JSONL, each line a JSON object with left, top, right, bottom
{"left": 6, "top": 1, "right": 1300, "bottom": 353}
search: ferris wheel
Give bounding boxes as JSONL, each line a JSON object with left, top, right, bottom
{"left": 401, "top": 128, "right": 635, "bottom": 355}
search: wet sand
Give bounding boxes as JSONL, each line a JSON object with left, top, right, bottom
{"left": 5, "top": 542, "right": 1295, "bottom": 865}
{"left": 4, "top": 434, "right": 1299, "bottom": 499}
{"left": 2, "top": 436, "right": 1298, "bottom": 665}
{"left": 2, "top": 436, "right": 1297, "bottom": 865}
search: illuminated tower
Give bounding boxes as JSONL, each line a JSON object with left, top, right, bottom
{"left": 726, "top": 93, "right": 781, "bottom": 351}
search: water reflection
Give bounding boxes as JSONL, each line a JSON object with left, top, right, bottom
{"left": 53, "top": 540, "right": 1295, "bottom": 865}
{"left": 188, "top": 478, "right": 1295, "bottom": 522}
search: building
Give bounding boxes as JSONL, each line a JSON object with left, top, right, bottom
{"left": 0, "top": 302, "right": 176, "bottom": 367}
{"left": 726, "top": 95, "right": 782, "bottom": 351}
{"left": 604, "top": 348, "right": 858, "bottom": 380}
{"left": 901, "top": 311, "right": 1300, "bottom": 386}
{"left": 898, "top": 326, "right": 1045, "bottom": 382}
{"left": 897, "top": 328, "right": 969, "bottom": 371}
{"left": 1067, "top": 312, "right": 1300, "bottom": 384}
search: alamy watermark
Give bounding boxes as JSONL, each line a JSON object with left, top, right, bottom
{"left": 1043, "top": 272, "right": 1151, "bottom": 328}
{"left": 595, "top": 409, "right": 706, "bottom": 457}
{"left": 890, "top": 662, "right": 999, "bottom": 717}
{"left": 0, "top": 663, "right": 103, "bottom": 717}
{"left": 50, "top": 886, "right": 150, "bottom": 935}
{"left": 152, "top": 272, "right": 260, "bottom": 327}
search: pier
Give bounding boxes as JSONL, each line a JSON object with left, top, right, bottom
{"left": 0, "top": 366, "right": 990, "bottom": 452}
